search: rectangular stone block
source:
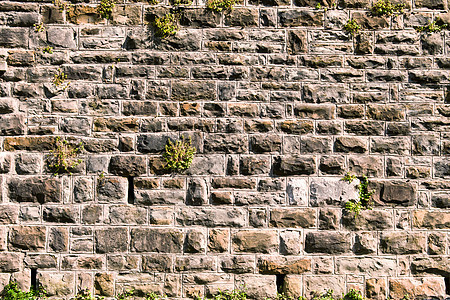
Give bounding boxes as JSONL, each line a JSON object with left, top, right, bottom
{"left": 131, "top": 228, "right": 184, "bottom": 253}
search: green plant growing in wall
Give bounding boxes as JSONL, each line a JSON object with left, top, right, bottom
{"left": 33, "top": 22, "right": 45, "bottom": 32}
{"left": 115, "top": 290, "right": 134, "bottom": 300}
{"left": 0, "top": 281, "right": 46, "bottom": 300}
{"left": 97, "top": 0, "right": 115, "bottom": 19}
{"left": 213, "top": 288, "right": 247, "bottom": 300}
{"left": 370, "top": 0, "right": 405, "bottom": 16}
{"left": 416, "top": 21, "right": 447, "bottom": 33}
{"left": 343, "top": 289, "right": 366, "bottom": 300}
{"left": 42, "top": 46, "right": 54, "bottom": 54}
{"left": 74, "top": 289, "right": 105, "bottom": 300}
{"left": 145, "top": 292, "right": 168, "bottom": 300}
{"left": 206, "top": 0, "right": 236, "bottom": 12}
{"left": 153, "top": 13, "right": 179, "bottom": 38}
{"left": 172, "top": 0, "right": 193, "bottom": 6}
{"left": 315, "top": 0, "right": 336, "bottom": 11}
{"left": 344, "top": 19, "right": 361, "bottom": 36}
{"left": 52, "top": 68, "right": 70, "bottom": 90}
{"left": 342, "top": 173, "right": 374, "bottom": 217}
{"left": 312, "top": 290, "right": 339, "bottom": 300}
{"left": 48, "top": 137, "right": 83, "bottom": 175}
{"left": 163, "top": 137, "right": 196, "bottom": 171}
{"left": 274, "top": 293, "right": 307, "bottom": 300}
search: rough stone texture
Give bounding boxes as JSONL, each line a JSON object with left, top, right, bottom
{"left": 0, "top": 1, "right": 449, "bottom": 299}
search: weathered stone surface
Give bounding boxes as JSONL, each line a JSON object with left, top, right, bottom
{"left": 258, "top": 256, "right": 311, "bottom": 274}
{"left": 95, "top": 228, "right": 128, "bottom": 253}
{"left": 9, "top": 226, "right": 46, "bottom": 251}
{"left": 220, "top": 255, "right": 254, "bottom": 273}
{"left": 336, "top": 257, "right": 396, "bottom": 276}
{"left": 413, "top": 210, "right": 450, "bottom": 229}
{"left": 176, "top": 207, "right": 246, "bottom": 227}
{"left": 342, "top": 210, "right": 393, "bottom": 231}
{"left": 7, "top": 177, "right": 62, "bottom": 203}
{"left": 235, "top": 275, "right": 277, "bottom": 299}
{"left": 232, "top": 230, "right": 278, "bottom": 253}
{"left": 109, "top": 156, "right": 147, "bottom": 177}
{"left": 304, "top": 276, "right": 346, "bottom": 299}
{"left": 131, "top": 228, "right": 184, "bottom": 253}
{"left": 379, "top": 232, "right": 426, "bottom": 254}
{"left": 286, "top": 178, "right": 308, "bottom": 206}
{"left": 310, "top": 177, "right": 359, "bottom": 207}
{"left": 273, "top": 155, "right": 316, "bottom": 176}
{"left": 411, "top": 257, "right": 450, "bottom": 277}
{"left": 305, "top": 232, "right": 351, "bottom": 254}
{"left": 0, "top": 252, "right": 24, "bottom": 272}
{"left": 43, "top": 206, "right": 79, "bottom": 223}
{"left": 389, "top": 278, "right": 446, "bottom": 300}
{"left": 97, "top": 177, "right": 128, "bottom": 203}
{"left": 37, "top": 272, "right": 74, "bottom": 296}
{"left": 378, "top": 181, "right": 417, "bottom": 207}
{"left": 269, "top": 208, "right": 315, "bottom": 228}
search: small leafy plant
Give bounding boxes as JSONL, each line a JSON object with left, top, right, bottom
{"left": 343, "top": 289, "right": 366, "bottom": 300}
{"left": 273, "top": 293, "right": 307, "bottom": 300}
{"left": 0, "top": 281, "right": 46, "bottom": 300}
{"left": 312, "top": 290, "right": 339, "bottom": 300}
{"left": 370, "top": 0, "right": 405, "bottom": 16}
{"left": 163, "top": 137, "right": 196, "bottom": 171}
{"left": 153, "top": 13, "right": 179, "bottom": 38}
{"left": 206, "top": 0, "right": 236, "bottom": 12}
{"left": 48, "top": 137, "right": 83, "bottom": 175}
{"left": 343, "top": 173, "right": 374, "bottom": 217}
{"left": 344, "top": 19, "right": 361, "bottom": 36}
{"left": 342, "top": 172, "right": 356, "bottom": 183}
{"left": 145, "top": 292, "right": 167, "bottom": 300}
{"left": 416, "top": 21, "right": 447, "bottom": 33}
{"left": 315, "top": 0, "right": 336, "bottom": 11}
{"left": 213, "top": 288, "right": 247, "bottom": 300}
{"left": 52, "top": 68, "right": 70, "bottom": 90}
{"left": 97, "top": 0, "right": 115, "bottom": 19}
{"left": 172, "top": 0, "right": 193, "bottom": 5}
{"left": 116, "top": 290, "right": 134, "bottom": 300}
{"left": 42, "top": 46, "right": 54, "bottom": 54}
{"left": 33, "top": 22, "right": 45, "bottom": 32}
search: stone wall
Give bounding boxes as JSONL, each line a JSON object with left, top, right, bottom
{"left": 0, "top": 0, "right": 449, "bottom": 298}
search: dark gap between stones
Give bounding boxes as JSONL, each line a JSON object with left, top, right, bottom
{"left": 445, "top": 277, "right": 450, "bottom": 295}
{"left": 31, "top": 268, "right": 37, "bottom": 290}
{"left": 276, "top": 274, "right": 286, "bottom": 294}
{"left": 127, "top": 176, "right": 135, "bottom": 204}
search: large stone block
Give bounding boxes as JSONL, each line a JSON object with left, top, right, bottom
{"left": 109, "top": 156, "right": 147, "bottom": 177}
{"left": 389, "top": 278, "right": 446, "bottom": 300}
{"left": 176, "top": 207, "right": 247, "bottom": 227}
{"left": 131, "top": 228, "right": 184, "bottom": 253}
{"left": 379, "top": 232, "right": 426, "bottom": 255}
{"left": 273, "top": 155, "right": 316, "bottom": 176}
{"left": 310, "top": 177, "right": 359, "bottom": 207}
{"left": 7, "top": 177, "right": 62, "bottom": 203}
{"left": 305, "top": 232, "right": 351, "bottom": 254}
{"left": 336, "top": 257, "right": 396, "bottom": 276}
{"left": 9, "top": 226, "right": 46, "bottom": 251}
{"left": 235, "top": 275, "right": 277, "bottom": 299}
{"left": 257, "top": 256, "right": 311, "bottom": 274}
{"left": 413, "top": 211, "right": 450, "bottom": 229}
{"left": 232, "top": 230, "right": 278, "bottom": 253}
{"left": 269, "top": 208, "right": 316, "bottom": 228}
{"left": 95, "top": 227, "right": 128, "bottom": 253}
{"left": 0, "top": 252, "right": 24, "bottom": 272}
